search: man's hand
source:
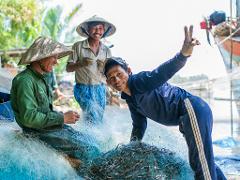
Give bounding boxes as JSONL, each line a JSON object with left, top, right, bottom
{"left": 55, "top": 88, "right": 65, "bottom": 100}
{"left": 181, "top": 25, "right": 200, "bottom": 57}
{"left": 66, "top": 58, "right": 94, "bottom": 72}
{"left": 97, "top": 59, "right": 105, "bottom": 72}
{"left": 64, "top": 111, "right": 80, "bottom": 124}
{"left": 79, "top": 58, "right": 94, "bottom": 67}
{"left": 97, "top": 59, "right": 104, "bottom": 68}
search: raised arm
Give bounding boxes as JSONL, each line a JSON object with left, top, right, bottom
{"left": 130, "top": 25, "right": 200, "bottom": 94}
{"left": 130, "top": 53, "right": 187, "bottom": 94}
{"left": 181, "top": 25, "right": 200, "bottom": 57}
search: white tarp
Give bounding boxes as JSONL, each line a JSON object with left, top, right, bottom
{"left": 0, "top": 68, "right": 13, "bottom": 93}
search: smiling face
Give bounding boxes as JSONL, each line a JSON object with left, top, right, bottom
{"left": 106, "top": 65, "right": 130, "bottom": 92}
{"left": 40, "top": 55, "right": 58, "bottom": 73}
{"left": 88, "top": 24, "right": 105, "bottom": 40}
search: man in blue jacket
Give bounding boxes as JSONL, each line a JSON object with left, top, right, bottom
{"left": 103, "top": 26, "right": 226, "bottom": 180}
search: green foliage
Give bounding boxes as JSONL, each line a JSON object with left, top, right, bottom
{"left": 54, "top": 56, "right": 68, "bottom": 74}
{"left": 41, "top": 3, "right": 82, "bottom": 73}
{"left": 0, "top": 0, "right": 42, "bottom": 50}
{"left": 63, "top": 4, "right": 82, "bottom": 43}
{"left": 0, "top": 1, "right": 82, "bottom": 69}
{"left": 41, "top": 5, "right": 63, "bottom": 40}
{"left": 41, "top": 3, "right": 82, "bottom": 42}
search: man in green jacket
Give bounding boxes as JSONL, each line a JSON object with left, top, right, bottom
{"left": 11, "top": 37, "right": 100, "bottom": 168}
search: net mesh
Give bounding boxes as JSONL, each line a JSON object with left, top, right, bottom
{"left": 78, "top": 141, "right": 193, "bottom": 180}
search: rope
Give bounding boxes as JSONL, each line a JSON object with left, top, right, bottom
{"left": 215, "top": 25, "right": 240, "bottom": 46}
{"left": 184, "top": 98, "right": 212, "bottom": 180}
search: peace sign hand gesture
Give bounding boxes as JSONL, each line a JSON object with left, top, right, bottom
{"left": 180, "top": 25, "right": 200, "bottom": 57}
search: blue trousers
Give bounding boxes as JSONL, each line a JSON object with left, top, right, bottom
{"left": 74, "top": 83, "right": 106, "bottom": 124}
{"left": 179, "top": 96, "right": 226, "bottom": 180}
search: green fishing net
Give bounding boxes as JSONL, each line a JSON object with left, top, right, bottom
{"left": 78, "top": 141, "right": 193, "bottom": 179}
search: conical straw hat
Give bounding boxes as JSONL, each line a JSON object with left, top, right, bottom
{"left": 76, "top": 15, "right": 116, "bottom": 38}
{"left": 18, "top": 37, "right": 72, "bottom": 65}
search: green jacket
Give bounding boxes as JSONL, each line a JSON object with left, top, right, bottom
{"left": 11, "top": 66, "right": 64, "bottom": 131}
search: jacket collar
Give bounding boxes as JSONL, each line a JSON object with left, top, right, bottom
{"left": 27, "top": 65, "right": 45, "bottom": 79}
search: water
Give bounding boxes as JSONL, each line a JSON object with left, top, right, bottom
{"left": 0, "top": 105, "right": 240, "bottom": 179}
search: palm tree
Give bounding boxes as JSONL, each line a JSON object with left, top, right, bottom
{"left": 0, "top": 0, "right": 41, "bottom": 50}
{"left": 41, "top": 3, "right": 82, "bottom": 42}
{"left": 41, "top": 3, "right": 82, "bottom": 73}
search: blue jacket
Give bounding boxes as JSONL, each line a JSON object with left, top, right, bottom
{"left": 121, "top": 53, "right": 192, "bottom": 140}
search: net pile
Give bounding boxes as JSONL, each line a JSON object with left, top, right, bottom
{"left": 0, "top": 128, "right": 80, "bottom": 180}
{"left": 78, "top": 141, "right": 193, "bottom": 180}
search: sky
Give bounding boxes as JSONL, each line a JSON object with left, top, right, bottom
{"left": 51, "top": 0, "right": 233, "bottom": 79}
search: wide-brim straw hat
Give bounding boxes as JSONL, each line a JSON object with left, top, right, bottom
{"left": 18, "top": 37, "right": 72, "bottom": 65}
{"left": 76, "top": 15, "right": 116, "bottom": 38}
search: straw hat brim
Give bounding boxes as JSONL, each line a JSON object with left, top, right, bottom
{"left": 18, "top": 37, "right": 73, "bottom": 65}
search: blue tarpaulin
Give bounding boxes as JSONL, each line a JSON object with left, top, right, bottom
{"left": 0, "top": 101, "right": 15, "bottom": 122}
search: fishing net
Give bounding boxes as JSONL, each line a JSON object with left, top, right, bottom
{"left": 0, "top": 127, "right": 81, "bottom": 180}
{"left": 34, "top": 125, "right": 101, "bottom": 164}
{"left": 78, "top": 141, "right": 193, "bottom": 180}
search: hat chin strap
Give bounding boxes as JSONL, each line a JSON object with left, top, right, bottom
{"left": 81, "top": 27, "right": 90, "bottom": 37}
{"left": 81, "top": 26, "right": 112, "bottom": 38}
{"left": 38, "top": 61, "right": 48, "bottom": 73}
{"left": 102, "top": 26, "right": 111, "bottom": 38}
